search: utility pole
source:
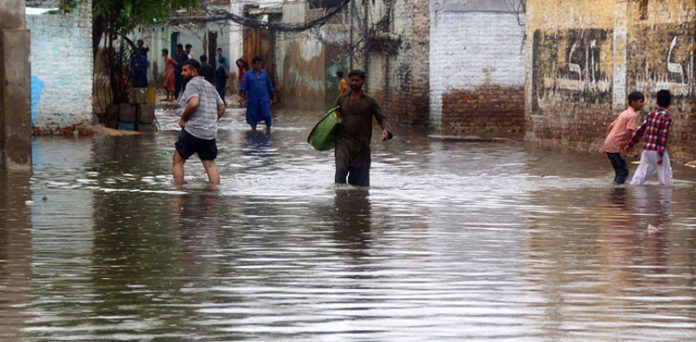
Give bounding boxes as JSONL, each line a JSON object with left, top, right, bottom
{"left": 349, "top": 0, "right": 354, "bottom": 71}
{"left": 0, "top": 0, "right": 32, "bottom": 172}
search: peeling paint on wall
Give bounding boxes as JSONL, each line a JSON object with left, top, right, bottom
{"left": 526, "top": 0, "right": 696, "bottom": 161}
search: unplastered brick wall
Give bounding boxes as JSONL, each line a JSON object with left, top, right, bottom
{"left": 26, "top": 0, "right": 93, "bottom": 134}
{"left": 430, "top": 9, "right": 525, "bottom": 136}
{"left": 526, "top": 0, "right": 696, "bottom": 161}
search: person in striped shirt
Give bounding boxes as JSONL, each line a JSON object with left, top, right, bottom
{"left": 173, "top": 59, "right": 226, "bottom": 187}
{"left": 626, "top": 89, "right": 673, "bottom": 186}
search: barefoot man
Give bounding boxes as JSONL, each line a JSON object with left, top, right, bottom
{"left": 172, "top": 59, "right": 226, "bottom": 186}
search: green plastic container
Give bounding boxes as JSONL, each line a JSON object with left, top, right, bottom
{"left": 307, "top": 107, "right": 342, "bottom": 151}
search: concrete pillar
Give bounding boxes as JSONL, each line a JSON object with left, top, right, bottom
{"left": 0, "top": 0, "right": 32, "bottom": 172}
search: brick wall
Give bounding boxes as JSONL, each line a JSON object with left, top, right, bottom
{"left": 526, "top": 0, "right": 696, "bottom": 161}
{"left": 430, "top": 9, "right": 526, "bottom": 136}
{"left": 26, "top": 0, "right": 93, "bottom": 134}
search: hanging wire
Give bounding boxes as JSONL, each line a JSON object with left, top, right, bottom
{"left": 164, "top": 0, "right": 351, "bottom": 33}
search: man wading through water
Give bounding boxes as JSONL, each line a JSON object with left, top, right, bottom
{"left": 172, "top": 59, "right": 226, "bottom": 187}
{"left": 334, "top": 69, "right": 390, "bottom": 187}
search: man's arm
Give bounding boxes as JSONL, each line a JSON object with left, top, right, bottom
{"left": 240, "top": 73, "right": 248, "bottom": 100}
{"left": 657, "top": 117, "right": 671, "bottom": 163}
{"left": 178, "top": 96, "right": 199, "bottom": 127}
{"left": 265, "top": 73, "right": 277, "bottom": 104}
{"left": 372, "top": 99, "right": 390, "bottom": 141}
{"left": 217, "top": 103, "right": 225, "bottom": 120}
{"left": 627, "top": 117, "right": 648, "bottom": 149}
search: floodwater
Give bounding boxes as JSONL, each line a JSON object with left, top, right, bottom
{"left": 2, "top": 106, "right": 696, "bottom": 341}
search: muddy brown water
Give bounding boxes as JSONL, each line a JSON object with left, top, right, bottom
{"left": 1, "top": 107, "right": 696, "bottom": 341}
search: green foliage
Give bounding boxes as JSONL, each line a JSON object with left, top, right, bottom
{"left": 94, "top": 0, "right": 199, "bottom": 35}
{"left": 59, "top": 0, "right": 84, "bottom": 13}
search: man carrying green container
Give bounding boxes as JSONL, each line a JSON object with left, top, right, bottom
{"left": 332, "top": 69, "right": 390, "bottom": 187}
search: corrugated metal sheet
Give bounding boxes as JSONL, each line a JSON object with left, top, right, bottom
{"left": 437, "top": 0, "right": 524, "bottom": 13}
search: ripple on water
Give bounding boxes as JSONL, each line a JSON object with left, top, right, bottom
{"left": 5, "top": 109, "right": 696, "bottom": 341}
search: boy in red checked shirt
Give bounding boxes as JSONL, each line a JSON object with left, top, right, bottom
{"left": 626, "top": 89, "right": 674, "bottom": 185}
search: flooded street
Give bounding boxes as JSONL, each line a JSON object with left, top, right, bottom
{"left": 2, "top": 107, "right": 696, "bottom": 341}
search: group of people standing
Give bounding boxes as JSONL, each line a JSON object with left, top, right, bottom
{"left": 161, "top": 44, "right": 229, "bottom": 104}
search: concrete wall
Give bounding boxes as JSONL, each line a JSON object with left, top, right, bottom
{"left": 1, "top": 0, "right": 32, "bottom": 171}
{"left": 526, "top": 0, "right": 696, "bottom": 161}
{"left": 27, "top": 1, "right": 93, "bottom": 134}
{"left": 364, "top": 0, "right": 431, "bottom": 127}
{"left": 430, "top": 1, "right": 525, "bottom": 136}
{"left": 274, "top": 2, "right": 347, "bottom": 111}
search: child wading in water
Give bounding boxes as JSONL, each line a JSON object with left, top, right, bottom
{"left": 601, "top": 91, "right": 644, "bottom": 184}
{"left": 626, "top": 89, "right": 674, "bottom": 186}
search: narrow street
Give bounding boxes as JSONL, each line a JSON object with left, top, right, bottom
{"left": 1, "top": 108, "right": 695, "bottom": 340}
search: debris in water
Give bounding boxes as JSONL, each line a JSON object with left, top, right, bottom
{"left": 647, "top": 224, "right": 660, "bottom": 233}
{"left": 25, "top": 200, "right": 35, "bottom": 206}
{"left": 42, "top": 195, "right": 48, "bottom": 201}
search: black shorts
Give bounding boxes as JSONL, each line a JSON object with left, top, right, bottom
{"left": 175, "top": 129, "right": 218, "bottom": 161}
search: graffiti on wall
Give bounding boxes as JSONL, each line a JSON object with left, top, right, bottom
{"left": 628, "top": 23, "right": 696, "bottom": 100}
{"left": 532, "top": 29, "right": 613, "bottom": 114}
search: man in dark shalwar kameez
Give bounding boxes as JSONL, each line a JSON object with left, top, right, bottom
{"left": 333, "top": 69, "right": 390, "bottom": 187}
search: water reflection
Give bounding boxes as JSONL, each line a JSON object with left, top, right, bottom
{"left": 0, "top": 174, "right": 33, "bottom": 341}
{"left": 10, "top": 107, "right": 696, "bottom": 341}
{"left": 331, "top": 189, "right": 372, "bottom": 259}
{"left": 523, "top": 185, "right": 696, "bottom": 340}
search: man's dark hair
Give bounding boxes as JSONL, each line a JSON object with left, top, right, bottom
{"left": 200, "top": 55, "right": 208, "bottom": 63}
{"left": 627, "top": 91, "right": 644, "bottom": 104}
{"left": 657, "top": 89, "right": 672, "bottom": 107}
{"left": 252, "top": 56, "right": 263, "bottom": 64}
{"left": 162, "top": 48, "right": 168, "bottom": 55}
{"left": 183, "top": 59, "right": 201, "bottom": 73}
{"left": 185, "top": 44, "right": 192, "bottom": 50}
{"left": 348, "top": 69, "right": 366, "bottom": 80}
{"left": 336, "top": 70, "right": 344, "bottom": 78}
{"left": 176, "top": 44, "right": 183, "bottom": 50}
{"left": 217, "top": 47, "right": 223, "bottom": 52}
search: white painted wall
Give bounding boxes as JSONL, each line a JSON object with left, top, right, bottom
{"left": 26, "top": 1, "right": 93, "bottom": 130}
{"left": 429, "top": 10, "right": 526, "bottom": 128}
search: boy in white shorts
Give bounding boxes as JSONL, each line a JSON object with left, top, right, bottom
{"left": 626, "top": 89, "right": 673, "bottom": 186}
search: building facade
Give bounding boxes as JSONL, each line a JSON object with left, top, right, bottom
{"left": 430, "top": 0, "right": 526, "bottom": 136}
{"left": 27, "top": 0, "right": 93, "bottom": 135}
{"left": 526, "top": 0, "right": 696, "bottom": 161}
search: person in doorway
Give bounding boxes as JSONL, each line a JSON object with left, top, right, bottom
{"left": 172, "top": 59, "right": 226, "bottom": 187}
{"left": 626, "top": 89, "right": 674, "bottom": 186}
{"left": 216, "top": 48, "right": 229, "bottom": 71}
{"left": 161, "top": 48, "right": 178, "bottom": 101}
{"left": 174, "top": 44, "right": 188, "bottom": 99}
{"left": 600, "top": 91, "right": 644, "bottom": 184}
{"left": 198, "top": 55, "right": 215, "bottom": 85}
{"left": 336, "top": 70, "right": 348, "bottom": 95}
{"left": 185, "top": 44, "right": 193, "bottom": 59}
{"left": 241, "top": 56, "right": 276, "bottom": 132}
{"left": 215, "top": 48, "right": 229, "bottom": 105}
{"left": 333, "top": 69, "right": 390, "bottom": 187}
